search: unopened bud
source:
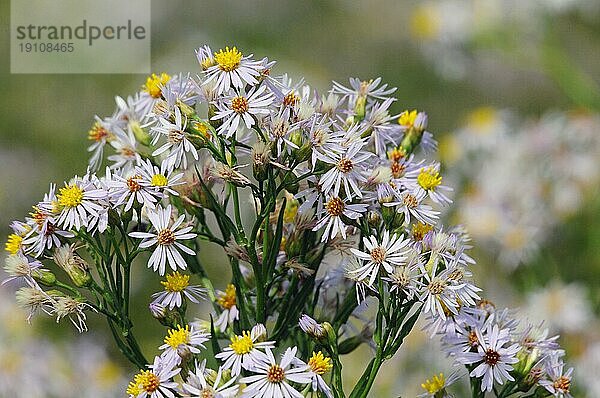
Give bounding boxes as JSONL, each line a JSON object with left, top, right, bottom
{"left": 354, "top": 96, "right": 367, "bottom": 122}
{"left": 32, "top": 269, "right": 57, "bottom": 287}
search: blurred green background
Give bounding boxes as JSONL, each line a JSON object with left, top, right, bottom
{"left": 1, "top": 0, "right": 600, "bottom": 396}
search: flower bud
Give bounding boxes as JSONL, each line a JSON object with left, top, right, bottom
{"left": 32, "top": 269, "right": 57, "bottom": 287}
{"left": 353, "top": 95, "right": 367, "bottom": 122}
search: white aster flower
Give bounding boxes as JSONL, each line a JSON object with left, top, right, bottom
{"left": 201, "top": 46, "right": 265, "bottom": 95}
{"left": 419, "top": 263, "right": 466, "bottom": 320}
{"left": 151, "top": 107, "right": 199, "bottom": 170}
{"left": 239, "top": 347, "right": 312, "bottom": 398}
{"left": 216, "top": 324, "right": 275, "bottom": 377}
{"left": 55, "top": 175, "right": 107, "bottom": 231}
{"left": 331, "top": 77, "right": 396, "bottom": 106}
{"left": 404, "top": 162, "right": 453, "bottom": 206}
{"left": 181, "top": 360, "right": 239, "bottom": 398}
{"left": 539, "top": 353, "right": 574, "bottom": 398}
{"left": 159, "top": 324, "right": 209, "bottom": 366}
{"left": 319, "top": 140, "right": 370, "bottom": 200}
{"left": 298, "top": 351, "right": 334, "bottom": 398}
{"left": 106, "top": 167, "right": 162, "bottom": 212}
{"left": 129, "top": 205, "right": 197, "bottom": 275}
{"left": 127, "top": 356, "right": 180, "bottom": 398}
{"left": 349, "top": 230, "right": 411, "bottom": 286}
{"left": 313, "top": 196, "right": 368, "bottom": 242}
{"left": 151, "top": 271, "right": 206, "bottom": 310}
{"left": 214, "top": 284, "right": 240, "bottom": 332}
{"left": 22, "top": 186, "right": 74, "bottom": 257}
{"left": 385, "top": 189, "right": 440, "bottom": 225}
{"left": 459, "top": 324, "right": 521, "bottom": 392}
{"left": 87, "top": 118, "right": 116, "bottom": 172}
{"left": 212, "top": 86, "right": 274, "bottom": 138}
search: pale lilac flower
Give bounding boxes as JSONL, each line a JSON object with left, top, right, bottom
{"left": 459, "top": 324, "right": 521, "bottom": 392}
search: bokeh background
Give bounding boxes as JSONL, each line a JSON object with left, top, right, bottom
{"left": 1, "top": 0, "right": 600, "bottom": 396}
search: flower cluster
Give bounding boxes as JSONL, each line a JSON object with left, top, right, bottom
{"left": 3, "top": 44, "right": 575, "bottom": 397}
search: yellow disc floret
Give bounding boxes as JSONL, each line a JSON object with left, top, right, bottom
{"left": 143, "top": 72, "right": 171, "bottom": 98}
{"left": 135, "top": 370, "right": 161, "bottom": 393}
{"left": 214, "top": 47, "right": 243, "bottom": 72}
{"left": 5, "top": 234, "right": 23, "bottom": 254}
{"left": 217, "top": 284, "right": 237, "bottom": 309}
{"left": 421, "top": 372, "right": 446, "bottom": 393}
{"left": 88, "top": 122, "right": 113, "bottom": 143}
{"left": 161, "top": 271, "right": 190, "bottom": 292}
{"left": 151, "top": 174, "right": 169, "bottom": 187}
{"left": 164, "top": 324, "right": 190, "bottom": 349}
{"left": 229, "top": 331, "right": 254, "bottom": 355}
{"left": 308, "top": 351, "right": 332, "bottom": 375}
{"left": 417, "top": 167, "right": 442, "bottom": 190}
{"left": 57, "top": 184, "right": 84, "bottom": 208}
{"left": 398, "top": 110, "right": 418, "bottom": 127}
{"left": 126, "top": 380, "right": 142, "bottom": 396}
{"left": 412, "top": 222, "right": 434, "bottom": 241}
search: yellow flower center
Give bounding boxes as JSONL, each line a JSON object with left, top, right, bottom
{"left": 231, "top": 96, "right": 249, "bottom": 114}
{"left": 421, "top": 373, "right": 445, "bottom": 394}
{"left": 164, "top": 324, "right": 190, "bottom": 348}
{"left": 157, "top": 229, "right": 176, "bottom": 245}
{"left": 126, "top": 381, "right": 142, "bottom": 396}
{"left": 217, "top": 284, "right": 236, "bottom": 309}
{"left": 390, "top": 161, "right": 406, "bottom": 178}
{"left": 325, "top": 197, "right": 345, "bottom": 217}
{"left": 398, "top": 110, "right": 418, "bottom": 127}
{"left": 553, "top": 376, "right": 571, "bottom": 392}
{"left": 200, "top": 387, "right": 215, "bottom": 398}
{"left": 387, "top": 147, "right": 405, "bottom": 162}
{"left": 229, "top": 331, "right": 254, "bottom": 355}
{"left": 370, "top": 246, "right": 386, "bottom": 264}
{"left": 267, "top": 364, "right": 285, "bottom": 383}
{"left": 127, "top": 175, "right": 142, "bottom": 192}
{"left": 57, "top": 184, "right": 84, "bottom": 208}
{"left": 412, "top": 222, "right": 433, "bottom": 241}
{"left": 88, "top": 122, "right": 113, "bottom": 142}
{"left": 143, "top": 72, "right": 171, "bottom": 98}
{"left": 403, "top": 193, "right": 419, "bottom": 208}
{"left": 283, "top": 92, "right": 299, "bottom": 107}
{"left": 135, "top": 370, "right": 160, "bottom": 393}
{"left": 417, "top": 167, "right": 442, "bottom": 190}
{"left": 151, "top": 174, "right": 169, "bottom": 187}
{"left": 214, "top": 46, "right": 243, "bottom": 72}
{"left": 308, "top": 351, "right": 332, "bottom": 375}
{"left": 428, "top": 278, "right": 446, "bottom": 295}
{"left": 161, "top": 271, "right": 190, "bottom": 292}
{"left": 5, "top": 234, "right": 23, "bottom": 255}
{"left": 336, "top": 158, "right": 354, "bottom": 173}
